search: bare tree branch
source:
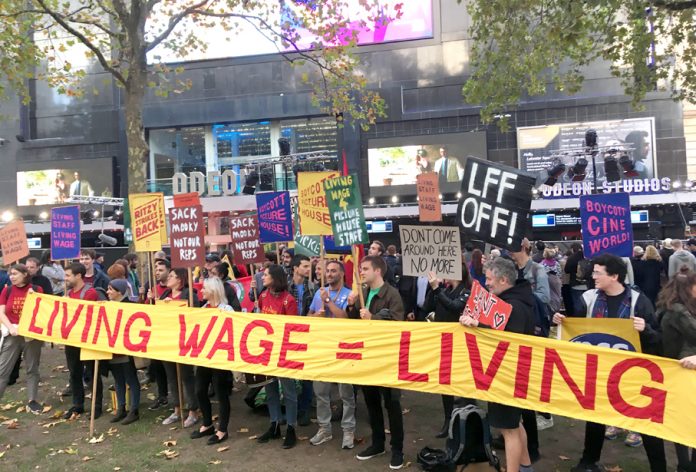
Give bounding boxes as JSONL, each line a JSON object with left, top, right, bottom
{"left": 145, "top": 0, "right": 213, "bottom": 52}
{"left": 34, "top": 0, "right": 126, "bottom": 86}
{"left": 94, "top": 0, "right": 118, "bottom": 18}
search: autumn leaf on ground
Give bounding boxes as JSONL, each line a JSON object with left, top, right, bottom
{"left": 88, "top": 434, "right": 105, "bottom": 444}
{"left": 6, "top": 419, "right": 19, "bottom": 430}
{"left": 559, "top": 455, "right": 570, "bottom": 460}
{"left": 106, "top": 427, "right": 118, "bottom": 435}
{"left": 16, "top": 406, "right": 24, "bottom": 413}
{"left": 58, "top": 447, "right": 78, "bottom": 455}
{"left": 157, "top": 449, "right": 179, "bottom": 459}
{"left": 42, "top": 405, "right": 52, "bottom": 414}
{"left": 248, "top": 435, "right": 258, "bottom": 440}
{"left": 82, "top": 456, "right": 93, "bottom": 462}
{"left": 402, "top": 408, "right": 410, "bottom": 414}
{"left": 237, "top": 427, "right": 249, "bottom": 433}
{"left": 606, "top": 467, "right": 623, "bottom": 472}
{"left": 297, "top": 436, "right": 309, "bottom": 441}
{"left": 0, "top": 450, "right": 5, "bottom": 458}
{"left": 208, "top": 460, "right": 222, "bottom": 465}
{"left": 50, "top": 410, "right": 63, "bottom": 419}
{"left": 216, "top": 446, "right": 229, "bottom": 452}
{"left": 42, "top": 419, "right": 66, "bottom": 428}
{"left": 163, "top": 440, "right": 177, "bottom": 447}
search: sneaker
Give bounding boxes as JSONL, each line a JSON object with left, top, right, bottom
{"left": 390, "top": 451, "right": 404, "bottom": 470}
{"left": 26, "top": 401, "right": 42, "bottom": 415}
{"left": 570, "top": 462, "right": 605, "bottom": 472}
{"left": 310, "top": 427, "right": 333, "bottom": 446}
{"left": 162, "top": 412, "right": 180, "bottom": 425}
{"left": 342, "top": 430, "right": 355, "bottom": 450}
{"left": 184, "top": 414, "right": 199, "bottom": 428}
{"left": 356, "top": 445, "right": 385, "bottom": 461}
{"left": 536, "top": 414, "right": 554, "bottom": 431}
{"left": 148, "top": 397, "right": 168, "bottom": 411}
{"left": 625, "top": 432, "right": 643, "bottom": 448}
{"left": 604, "top": 426, "right": 622, "bottom": 440}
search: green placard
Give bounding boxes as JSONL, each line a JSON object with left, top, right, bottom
{"left": 293, "top": 217, "right": 321, "bottom": 256}
{"left": 323, "top": 175, "right": 368, "bottom": 247}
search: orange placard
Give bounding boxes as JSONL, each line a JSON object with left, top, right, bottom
{"left": 173, "top": 192, "right": 201, "bottom": 208}
{"left": 416, "top": 172, "right": 441, "bottom": 222}
{"left": 0, "top": 220, "right": 30, "bottom": 265}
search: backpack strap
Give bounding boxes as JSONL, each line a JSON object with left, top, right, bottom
{"left": 79, "top": 284, "right": 93, "bottom": 300}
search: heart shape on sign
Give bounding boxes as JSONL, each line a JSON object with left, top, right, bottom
{"left": 493, "top": 312, "right": 506, "bottom": 329}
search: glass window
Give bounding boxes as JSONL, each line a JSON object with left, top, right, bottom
{"left": 214, "top": 121, "right": 271, "bottom": 165}
{"left": 148, "top": 126, "right": 206, "bottom": 192}
{"left": 280, "top": 117, "right": 337, "bottom": 155}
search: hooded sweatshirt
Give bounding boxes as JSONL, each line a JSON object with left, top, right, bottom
{"left": 480, "top": 279, "right": 535, "bottom": 336}
{"left": 668, "top": 250, "right": 696, "bottom": 278}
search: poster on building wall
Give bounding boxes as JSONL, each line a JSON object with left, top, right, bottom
{"left": 457, "top": 157, "right": 535, "bottom": 251}
{"left": 580, "top": 192, "right": 633, "bottom": 258}
{"left": 517, "top": 117, "right": 657, "bottom": 193}
{"left": 399, "top": 225, "right": 462, "bottom": 280}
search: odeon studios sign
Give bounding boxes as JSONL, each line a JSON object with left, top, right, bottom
{"left": 540, "top": 177, "right": 673, "bottom": 198}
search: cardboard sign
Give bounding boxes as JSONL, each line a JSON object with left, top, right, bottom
{"left": 169, "top": 205, "right": 205, "bottom": 268}
{"left": 0, "top": 220, "right": 30, "bottom": 265}
{"left": 130, "top": 193, "right": 166, "bottom": 252}
{"left": 559, "top": 317, "right": 642, "bottom": 353}
{"left": 293, "top": 219, "right": 322, "bottom": 256}
{"left": 256, "top": 191, "right": 293, "bottom": 243}
{"left": 230, "top": 215, "right": 265, "bottom": 265}
{"left": 324, "top": 175, "right": 369, "bottom": 247}
{"left": 580, "top": 192, "right": 633, "bottom": 258}
{"left": 416, "top": 172, "right": 441, "bottom": 222}
{"left": 400, "top": 225, "right": 462, "bottom": 280}
{"left": 457, "top": 157, "right": 535, "bottom": 251}
{"left": 173, "top": 192, "right": 201, "bottom": 208}
{"left": 50, "top": 205, "right": 81, "bottom": 260}
{"left": 297, "top": 171, "right": 340, "bottom": 235}
{"left": 463, "top": 280, "right": 512, "bottom": 331}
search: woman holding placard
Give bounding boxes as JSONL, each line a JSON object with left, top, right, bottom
{"left": 421, "top": 264, "right": 472, "bottom": 438}
{"left": 254, "top": 264, "right": 299, "bottom": 449}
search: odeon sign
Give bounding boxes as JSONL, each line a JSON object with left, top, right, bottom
{"left": 172, "top": 171, "right": 238, "bottom": 196}
{"left": 540, "top": 177, "right": 672, "bottom": 198}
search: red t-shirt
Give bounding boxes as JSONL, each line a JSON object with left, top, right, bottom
{"left": 258, "top": 290, "right": 297, "bottom": 316}
{"left": 155, "top": 284, "right": 167, "bottom": 298}
{"left": 83, "top": 274, "right": 95, "bottom": 286}
{"left": 0, "top": 284, "right": 44, "bottom": 324}
{"left": 67, "top": 286, "right": 99, "bottom": 301}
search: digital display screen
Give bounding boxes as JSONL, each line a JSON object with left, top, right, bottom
{"left": 366, "top": 132, "right": 488, "bottom": 198}
{"left": 148, "top": 1, "right": 433, "bottom": 63}
{"left": 17, "top": 157, "right": 115, "bottom": 207}
{"left": 631, "top": 210, "right": 649, "bottom": 223}
{"left": 532, "top": 214, "right": 556, "bottom": 228}
{"left": 27, "top": 238, "right": 42, "bottom": 249}
{"left": 367, "top": 220, "right": 393, "bottom": 233}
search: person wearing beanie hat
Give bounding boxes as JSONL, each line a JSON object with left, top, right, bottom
{"left": 106, "top": 279, "right": 140, "bottom": 425}
{"left": 659, "top": 239, "right": 675, "bottom": 277}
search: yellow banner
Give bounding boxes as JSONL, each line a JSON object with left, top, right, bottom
{"left": 18, "top": 293, "right": 696, "bottom": 448}
{"left": 129, "top": 193, "right": 166, "bottom": 252}
{"left": 297, "top": 171, "right": 340, "bottom": 235}
{"left": 559, "top": 318, "right": 642, "bottom": 353}
{"left": 80, "top": 348, "right": 113, "bottom": 361}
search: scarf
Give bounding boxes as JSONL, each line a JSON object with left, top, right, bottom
{"left": 592, "top": 288, "right": 632, "bottom": 319}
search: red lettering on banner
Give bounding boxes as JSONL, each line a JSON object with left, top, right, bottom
{"left": 179, "top": 314, "right": 218, "bottom": 358}
{"left": 123, "top": 312, "right": 151, "bottom": 352}
{"left": 465, "top": 332, "right": 509, "bottom": 390}
{"left": 80, "top": 305, "right": 94, "bottom": 343}
{"left": 540, "top": 348, "right": 598, "bottom": 409}
{"left": 277, "top": 323, "right": 310, "bottom": 370}
{"left": 28, "top": 297, "right": 44, "bottom": 335}
{"left": 607, "top": 358, "right": 666, "bottom": 423}
{"left": 91, "top": 306, "right": 123, "bottom": 348}
{"left": 206, "top": 317, "right": 235, "bottom": 361}
{"left": 514, "top": 345, "right": 533, "bottom": 399}
{"left": 398, "top": 331, "right": 429, "bottom": 382}
{"left": 46, "top": 300, "right": 61, "bottom": 337}
{"left": 60, "top": 302, "right": 83, "bottom": 339}
{"left": 439, "top": 332, "right": 453, "bottom": 385}
{"left": 240, "top": 320, "right": 274, "bottom": 366}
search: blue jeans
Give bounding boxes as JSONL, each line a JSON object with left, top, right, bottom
{"left": 298, "top": 380, "right": 313, "bottom": 413}
{"left": 110, "top": 358, "right": 140, "bottom": 410}
{"left": 266, "top": 377, "right": 298, "bottom": 427}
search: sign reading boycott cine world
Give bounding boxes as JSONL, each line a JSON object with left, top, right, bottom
{"left": 457, "top": 157, "right": 535, "bottom": 251}
{"left": 400, "top": 225, "right": 462, "bottom": 280}
{"left": 18, "top": 293, "right": 696, "bottom": 448}
{"left": 580, "top": 192, "right": 633, "bottom": 258}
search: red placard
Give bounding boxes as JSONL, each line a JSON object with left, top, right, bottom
{"left": 462, "top": 280, "right": 512, "bottom": 331}
{"left": 230, "top": 215, "right": 265, "bottom": 265}
{"left": 173, "top": 192, "right": 201, "bottom": 208}
{"left": 169, "top": 205, "right": 205, "bottom": 268}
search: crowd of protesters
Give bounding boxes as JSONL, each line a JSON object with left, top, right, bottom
{"left": 1, "top": 239, "right": 696, "bottom": 472}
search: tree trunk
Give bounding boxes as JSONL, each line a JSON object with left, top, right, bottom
{"left": 124, "top": 76, "right": 148, "bottom": 196}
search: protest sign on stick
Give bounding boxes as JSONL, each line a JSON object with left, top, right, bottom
{"left": 463, "top": 280, "right": 512, "bottom": 331}
{"left": 230, "top": 215, "right": 265, "bottom": 265}
{"left": 324, "top": 175, "right": 369, "bottom": 247}
{"left": 0, "top": 219, "right": 30, "bottom": 265}
{"left": 297, "top": 171, "right": 340, "bottom": 235}
{"left": 130, "top": 193, "right": 166, "bottom": 252}
{"left": 457, "top": 157, "right": 535, "bottom": 251}
{"left": 256, "top": 191, "right": 293, "bottom": 243}
{"left": 169, "top": 205, "right": 205, "bottom": 268}
{"left": 51, "top": 205, "right": 81, "bottom": 260}
{"left": 416, "top": 172, "right": 441, "bottom": 222}
{"left": 400, "top": 225, "right": 462, "bottom": 280}
{"left": 580, "top": 192, "right": 633, "bottom": 258}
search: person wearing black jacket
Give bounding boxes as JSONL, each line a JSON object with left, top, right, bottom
{"left": 25, "top": 257, "right": 53, "bottom": 296}
{"left": 208, "top": 263, "right": 242, "bottom": 311}
{"left": 461, "top": 257, "right": 535, "bottom": 472}
{"left": 422, "top": 265, "right": 471, "bottom": 438}
{"left": 553, "top": 254, "right": 664, "bottom": 472}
